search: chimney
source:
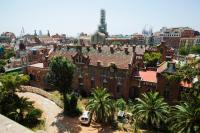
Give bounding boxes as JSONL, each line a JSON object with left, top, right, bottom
{"left": 98, "top": 46, "right": 102, "bottom": 52}
{"left": 124, "top": 47, "right": 129, "bottom": 54}
{"left": 93, "top": 44, "right": 97, "bottom": 49}
{"left": 110, "top": 45, "right": 114, "bottom": 54}
{"left": 43, "top": 56, "right": 49, "bottom": 67}
{"left": 86, "top": 45, "right": 90, "bottom": 52}
{"left": 97, "top": 60, "right": 102, "bottom": 66}
{"left": 132, "top": 45, "right": 136, "bottom": 52}
{"left": 53, "top": 44, "right": 57, "bottom": 51}
{"left": 67, "top": 46, "right": 70, "bottom": 51}
{"left": 161, "top": 41, "right": 166, "bottom": 45}
{"left": 128, "top": 63, "right": 132, "bottom": 69}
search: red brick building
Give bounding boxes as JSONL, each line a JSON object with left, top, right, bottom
{"left": 26, "top": 42, "right": 187, "bottom": 103}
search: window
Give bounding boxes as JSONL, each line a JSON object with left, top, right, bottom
{"left": 91, "top": 77, "right": 95, "bottom": 88}
{"left": 75, "top": 56, "right": 84, "bottom": 64}
{"left": 32, "top": 50, "right": 37, "bottom": 55}
{"left": 79, "top": 75, "right": 83, "bottom": 85}
{"left": 164, "top": 87, "right": 170, "bottom": 99}
{"left": 29, "top": 74, "right": 36, "bottom": 81}
{"left": 116, "top": 82, "right": 122, "bottom": 93}
{"left": 102, "top": 79, "right": 107, "bottom": 88}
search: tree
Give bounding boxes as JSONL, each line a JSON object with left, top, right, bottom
{"left": 4, "top": 48, "right": 15, "bottom": 59}
{"left": 0, "top": 73, "right": 43, "bottom": 129}
{"left": 0, "top": 59, "right": 6, "bottom": 73}
{"left": 179, "top": 47, "right": 189, "bottom": 55}
{"left": 115, "top": 98, "right": 126, "bottom": 111}
{"left": 190, "top": 45, "right": 200, "bottom": 54}
{"left": 169, "top": 102, "right": 200, "bottom": 133}
{"left": 47, "top": 56, "right": 76, "bottom": 115}
{"left": 0, "top": 73, "right": 29, "bottom": 95}
{"left": 144, "top": 52, "right": 161, "bottom": 67}
{"left": 132, "top": 92, "right": 169, "bottom": 130}
{"left": 86, "top": 87, "right": 115, "bottom": 123}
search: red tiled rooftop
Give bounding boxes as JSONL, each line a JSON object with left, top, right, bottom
{"left": 139, "top": 71, "right": 157, "bottom": 83}
{"left": 180, "top": 81, "right": 192, "bottom": 88}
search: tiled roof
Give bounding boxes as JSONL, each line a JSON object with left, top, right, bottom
{"left": 49, "top": 45, "right": 133, "bottom": 69}
{"left": 180, "top": 81, "right": 192, "bottom": 88}
{"left": 139, "top": 71, "right": 157, "bottom": 83}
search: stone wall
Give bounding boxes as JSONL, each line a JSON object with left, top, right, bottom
{"left": 19, "top": 86, "right": 63, "bottom": 108}
{"left": 0, "top": 114, "right": 34, "bottom": 133}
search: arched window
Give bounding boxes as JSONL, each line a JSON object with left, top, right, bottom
{"left": 91, "top": 77, "right": 95, "bottom": 89}
{"left": 102, "top": 78, "right": 107, "bottom": 88}
{"left": 75, "top": 56, "right": 84, "bottom": 64}
{"left": 116, "top": 82, "right": 122, "bottom": 93}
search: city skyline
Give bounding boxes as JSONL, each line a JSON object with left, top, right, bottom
{"left": 0, "top": 0, "right": 200, "bottom": 36}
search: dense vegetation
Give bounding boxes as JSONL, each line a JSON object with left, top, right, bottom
{"left": 0, "top": 47, "right": 15, "bottom": 73}
{"left": 179, "top": 45, "right": 200, "bottom": 55}
{"left": 144, "top": 52, "right": 161, "bottom": 67}
{"left": 0, "top": 73, "right": 44, "bottom": 130}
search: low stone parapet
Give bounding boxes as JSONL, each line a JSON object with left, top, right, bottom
{"left": 19, "top": 85, "right": 63, "bottom": 108}
{"left": 0, "top": 114, "right": 34, "bottom": 133}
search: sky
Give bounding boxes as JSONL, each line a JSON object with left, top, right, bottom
{"left": 0, "top": 0, "right": 200, "bottom": 37}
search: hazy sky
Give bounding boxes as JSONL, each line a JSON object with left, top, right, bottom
{"left": 0, "top": 0, "right": 199, "bottom": 37}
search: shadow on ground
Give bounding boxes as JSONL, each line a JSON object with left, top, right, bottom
{"left": 51, "top": 112, "right": 121, "bottom": 133}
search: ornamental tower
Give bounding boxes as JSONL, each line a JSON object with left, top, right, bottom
{"left": 98, "top": 9, "right": 108, "bottom": 36}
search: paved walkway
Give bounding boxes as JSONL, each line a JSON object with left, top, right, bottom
{"left": 18, "top": 92, "right": 69, "bottom": 133}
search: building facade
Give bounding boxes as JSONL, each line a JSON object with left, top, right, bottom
{"left": 25, "top": 42, "right": 187, "bottom": 104}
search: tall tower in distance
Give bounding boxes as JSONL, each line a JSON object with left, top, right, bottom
{"left": 98, "top": 9, "right": 108, "bottom": 36}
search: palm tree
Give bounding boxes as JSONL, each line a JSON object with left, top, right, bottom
{"left": 86, "top": 87, "right": 115, "bottom": 123}
{"left": 132, "top": 91, "right": 169, "bottom": 130}
{"left": 168, "top": 82, "right": 200, "bottom": 133}
{"left": 169, "top": 102, "right": 200, "bottom": 133}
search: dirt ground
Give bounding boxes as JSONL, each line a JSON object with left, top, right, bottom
{"left": 18, "top": 92, "right": 131, "bottom": 133}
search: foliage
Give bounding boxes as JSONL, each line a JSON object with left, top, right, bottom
{"left": 47, "top": 56, "right": 76, "bottom": 115}
{"left": 132, "top": 92, "right": 170, "bottom": 130}
{"left": 4, "top": 48, "right": 15, "bottom": 59}
{"left": 144, "top": 52, "right": 161, "bottom": 67}
{"left": 0, "top": 59, "right": 6, "bottom": 73}
{"left": 179, "top": 45, "right": 200, "bottom": 55}
{"left": 190, "top": 45, "right": 200, "bottom": 54}
{"left": 163, "top": 63, "right": 199, "bottom": 83}
{"left": 0, "top": 66, "right": 5, "bottom": 73}
{"left": 0, "top": 59, "right": 6, "bottom": 66}
{"left": 167, "top": 80, "right": 200, "bottom": 133}
{"left": 65, "top": 92, "right": 81, "bottom": 116}
{"left": 179, "top": 47, "right": 190, "bottom": 55}
{"left": 0, "top": 73, "right": 29, "bottom": 94}
{"left": 86, "top": 87, "right": 115, "bottom": 123}
{"left": 111, "top": 41, "right": 121, "bottom": 45}
{"left": 115, "top": 98, "right": 126, "bottom": 111}
{"left": 0, "top": 73, "right": 43, "bottom": 130}
{"left": 168, "top": 102, "right": 200, "bottom": 133}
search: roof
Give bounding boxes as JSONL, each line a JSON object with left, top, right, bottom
{"left": 29, "top": 63, "right": 44, "bottom": 68}
{"left": 180, "top": 81, "right": 192, "bottom": 88}
{"left": 49, "top": 45, "right": 133, "bottom": 69}
{"left": 139, "top": 71, "right": 157, "bottom": 83}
